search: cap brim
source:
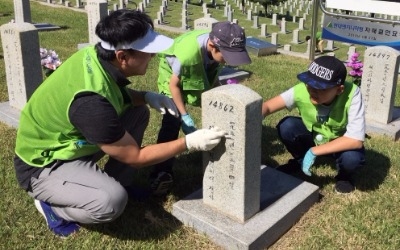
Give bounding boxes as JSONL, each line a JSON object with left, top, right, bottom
{"left": 220, "top": 48, "right": 251, "bottom": 66}
{"left": 129, "top": 29, "right": 173, "bottom": 53}
{"left": 297, "top": 71, "right": 333, "bottom": 89}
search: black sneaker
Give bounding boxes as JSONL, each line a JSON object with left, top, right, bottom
{"left": 275, "top": 159, "right": 301, "bottom": 174}
{"left": 335, "top": 172, "right": 355, "bottom": 194}
{"left": 150, "top": 172, "right": 173, "bottom": 196}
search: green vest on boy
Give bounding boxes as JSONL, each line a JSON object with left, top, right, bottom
{"left": 294, "top": 82, "right": 356, "bottom": 145}
{"left": 15, "top": 46, "right": 131, "bottom": 167}
{"left": 157, "top": 30, "right": 222, "bottom": 106}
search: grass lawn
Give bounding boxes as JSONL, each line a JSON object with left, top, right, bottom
{"left": 0, "top": 0, "right": 399, "bottom": 249}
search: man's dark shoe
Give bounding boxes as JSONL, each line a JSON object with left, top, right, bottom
{"left": 149, "top": 171, "right": 173, "bottom": 196}
{"left": 124, "top": 185, "right": 152, "bottom": 201}
{"left": 335, "top": 171, "right": 355, "bottom": 194}
{"left": 275, "top": 159, "right": 301, "bottom": 174}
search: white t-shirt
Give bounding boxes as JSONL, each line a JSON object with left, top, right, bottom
{"left": 280, "top": 86, "right": 365, "bottom": 141}
{"left": 165, "top": 33, "right": 215, "bottom": 77}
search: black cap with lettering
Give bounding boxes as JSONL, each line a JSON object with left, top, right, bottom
{"left": 209, "top": 21, "right": 251, "bottom": 66}
{"left": 297, "top": 56, "right": 347, "bottom": 89}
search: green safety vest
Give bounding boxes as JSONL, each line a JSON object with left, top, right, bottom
{"left": 157, "top": 30, "right": 222, "bottom": 106}
{"left": 294, "top": 81, "right": 356, "bottom": 144}
{"left": 15, "top": 46, "right": 131, "bottom": 167}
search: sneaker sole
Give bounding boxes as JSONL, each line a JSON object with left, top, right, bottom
{"left": 34, "top": 199, "right": 48, "bottom": 224}
{"left": 34, "top": 199, "right": 79, "bottom": 238}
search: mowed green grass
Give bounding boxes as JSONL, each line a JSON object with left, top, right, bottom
{"left": 0, "top": 0, "right": 399, "bottom": 249}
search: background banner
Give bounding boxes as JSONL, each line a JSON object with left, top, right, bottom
{"left": 322, "top": 15, "right": 400, "bottom": 50}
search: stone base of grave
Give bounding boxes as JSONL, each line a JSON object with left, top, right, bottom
{"left": 33, "top": 23, "right": 61, "bottom": 31}
{"left": 172, "top": 166, "right": 319, "bottom": 250}
{"left": 246, "top": 37, "right": 278, "bottom": 57}
{"left": 218, "top": 66, "right": 250, "bottom": 84}
{"left": 77, "top": 43, "right": 91, "bottom": 50}
{"left": 0, "top": 102, "right": 20, "bottom": 128}
{"left": 366, "top": 107, "right": 400, "bottom": 141}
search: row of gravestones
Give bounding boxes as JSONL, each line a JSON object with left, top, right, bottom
{"left": 156, "top": 0, "right": 344, "bottom": 57}
{"left": 22, "top": 0, "right": 345, "bottom": 56}
{"left": 154, "top": 0, "right": 361, "bottom": 58}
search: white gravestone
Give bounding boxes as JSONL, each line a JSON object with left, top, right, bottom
{"left": 361, "top": 46, "right": 400, "bottom": 140}
{"left": 252, "top": 16, "right": 259, "bottom": 29}
{"left": 86, "top": 0, "right": 108, "bottom": 45}
{"left": 172, "top": 85, "right": 319, "bottom": 249}
{"left": 193, "top": 17, "right": 218, "bottom": 30}
{"left": 0, "top": 23, "right": 42, "bottom": 111}
{"left": 272, "top": 13, "right": 277, "bottom": 25}
{"left": 259, "top": 23, "right": 269, "bottom": 37}
{"left": 13, "top": 0, "right": 31, "bottom": 23}
{"left": 292, "top": 29, "right": 299, "bottom": 44}
{"left": 202, "top": 84, "right": 262, "bottom": 222}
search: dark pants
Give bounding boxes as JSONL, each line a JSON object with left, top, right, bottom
{"left": 276, "top": 116, "right": 365, "bottom": 175}
{"left": 151, "top": 111, "right": 182, "bottom": 175}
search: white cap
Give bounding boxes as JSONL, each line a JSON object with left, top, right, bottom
{"left": 100, "top": 28, "right": 173, "bottom": 53}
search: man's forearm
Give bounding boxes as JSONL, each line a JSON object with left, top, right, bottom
{"left": 128, "top": 89, "right": 147, "bottom": 106}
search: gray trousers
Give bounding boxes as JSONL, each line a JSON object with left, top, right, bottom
{"left": 28, "top": 105, "right": 150, "bottom": 224}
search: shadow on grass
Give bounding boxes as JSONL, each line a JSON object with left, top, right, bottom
{"left": 88, "top": 127, "right": 390, "bottom": 240}
{"left": 172, "top": 151, "right": 204, "bottom": 199}
{"left": 356, "top": 148, "right": 390, "bottom": 192}
{"left": 0, "top": 13, "right": 11, "bottom": 17}
{"left": 84, "top": 152, "right": 206, "bottom": 240}
{"left": 261, "top": 124, "right": 287, "bottom": 167}
{"left": 307, "top": 148, "right": 390, "bottom": 192}
{"left": 84, "top": 197, "right": 182, "bottom": 241}
{"left": 266, "top": 148, "right": 390, "bottom": 193}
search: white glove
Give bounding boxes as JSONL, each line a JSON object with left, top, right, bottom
{"left": 185, "top": 127, "right": 226, "bottom": 151}
{"left": 144, "top": 92, "right": 178, "bottom": 117}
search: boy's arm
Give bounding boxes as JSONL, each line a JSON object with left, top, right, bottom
{"left": 311, "top": 136, "right": 363, "bottom": 156}
{"left": 262, "top": 95, "right": 287, "bottom": 118}
{"left": 169, "top": 74, "right": 187, "bottom": 115}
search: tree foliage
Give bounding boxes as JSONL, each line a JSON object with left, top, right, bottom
{"left": 250, "top": 0, "right": 285, "bottom": 16}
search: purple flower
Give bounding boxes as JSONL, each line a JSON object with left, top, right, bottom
{"left": 346, "top": 52, "right": 363, "bottom": 86}
{"left": 227, "top": 78, "right": 239, "bottom": 84}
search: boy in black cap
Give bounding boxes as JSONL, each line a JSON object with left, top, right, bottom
{"left": 262, "top": 56, "right": 365, "bottom": 193}
{"left": 152, "top": 21, "right": 251, "bottom": 195}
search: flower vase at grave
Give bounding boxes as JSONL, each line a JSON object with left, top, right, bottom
{"left": 40, "top": 48, "right": 62, "bottom": 78}
{"left": 346, "top": 52, "right": 363, "bottom": 87}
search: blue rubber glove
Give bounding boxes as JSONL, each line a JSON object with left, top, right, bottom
{"left": 181, "top": 114, "right": 197, "bottom": 135}
{"left": 302, "top": 149, "right": 316, "bottom": 176}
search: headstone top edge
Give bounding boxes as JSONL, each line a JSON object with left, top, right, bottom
{"left": 0, "top": 22, "right": 37, "bottom": 31}
{"left": 365, "top": 45, "right": 400, "bottom": 55}
{"left": 203, "top": 84, "right": 262, "bottom": 102}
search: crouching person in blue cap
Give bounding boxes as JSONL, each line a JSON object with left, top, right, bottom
{"left": 262, "top": 56, "right": 365, "bottom": 194}
{"left": 13, "top": 9, "right": 226, "bottom": 238}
